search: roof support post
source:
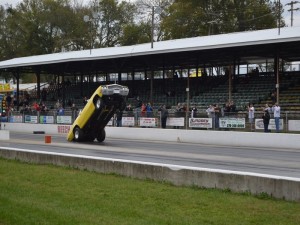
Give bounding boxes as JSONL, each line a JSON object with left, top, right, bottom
{"left": 62, "top": 74, "right": 66, "bottom": 108}
{"left": 14, "top": 70, "right": 20, "bottom": 111}
{"left": 80, "top": 73, "right": 83, "bottom": 97}
{"left": 186, "top": 68, "right": 190, "bottom": 130}
{"left": 36, "top": 69, "right": 41, "bottom": 101}
{"left": 150, "top": 68, "right": 153, "bottom": 104}
{"left": 228, "top": 65, "right": 232, "bottom": 102}
{"left": 274, "top": 53, "right": 280, "bottom": 104}
{"left": 118, "top": 71, "right": 122, "bottom": 84}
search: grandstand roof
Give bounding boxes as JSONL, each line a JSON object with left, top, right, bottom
{"left": 0, "top": 27, "right": 300, "bottom": 74}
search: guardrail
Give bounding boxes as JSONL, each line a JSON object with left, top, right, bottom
{"left": 1, "top": 110, "right": 300, "bottom": 133}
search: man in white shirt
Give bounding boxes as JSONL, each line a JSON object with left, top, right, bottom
{"left": 248, "top": 103, "right": 255, "bottom": 131}
{"left": 273, "top": 103, "right": 281, "bottom": 132}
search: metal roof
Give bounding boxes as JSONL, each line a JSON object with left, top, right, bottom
{"left": 0, "top": 27, "right": 300, "bottom": 74}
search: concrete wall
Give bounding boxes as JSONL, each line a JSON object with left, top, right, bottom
{"left": 1, "top": 122, "right": 300, "bottom": 201}
{"left": 0, "top": 148, "right": 299, "bottom": 202}
{"left": 2, "top": 122, "right": 300, "bottom": 149}
{"left": 0, "top": 130, "right": 9, "bottom": 140}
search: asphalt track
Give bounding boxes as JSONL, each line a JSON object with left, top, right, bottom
{"left": 1, "top": 131, "right": 300, "bottom": 179}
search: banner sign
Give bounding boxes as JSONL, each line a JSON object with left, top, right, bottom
{"left": 255, "top": 119, "right": 284, "bottom": 130}
{"left": 122, "top": 117, "right": 135, "bottom": 127}
{"left": 40, "top": 116, "right": 54, "bottom": 124}
{"left": 25, "top": 115, "right": 38, "bottom": 123}
{"left": 166, "top": 117, "right": 185, "bottom": 127}
{"left": 139, "top": 117, "right": 157, "bottom": 127}
{"left": 57, "top": 116, "right": 72, "bottom": 124}
{"left": 189, "top": 118, "right": 212, "bottom": 128}
{"left": 57, "top": 125, "right": 71, "bottom": 134}
{"left": 288, "top": 120, "right": 300, "bottom": 131}
{"left": 9, "top": 115, "right": 23, "bottom": 123}
{"left": 219, "top": 118, "right": 245, "bottom": 128}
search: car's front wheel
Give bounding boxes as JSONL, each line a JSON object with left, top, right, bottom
{"left": 94, "top": 96, "right": 102, "bottom": 109}
{"left": 74, "top": 127, "right": 83, "bottom": 142}
{"left": 96, "top": 129, "right": 106, "bottom": 142}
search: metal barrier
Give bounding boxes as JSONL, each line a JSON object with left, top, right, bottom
{"left": 2, "top": 110, "right": 300, "bottom": 133}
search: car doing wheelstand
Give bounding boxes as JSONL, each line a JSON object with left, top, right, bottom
{"left": 67, "top": 84, "right": 129, "bottom": 143}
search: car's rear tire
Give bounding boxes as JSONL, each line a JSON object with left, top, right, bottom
{"left": 119, "top": 100, "right": 126, "bottom": 111}
{"left": 96, "top": 129, "right": 106, "bottom": 142}
{"left": 74, "top": 127, "right": 83, "bottom": 142}
{"left": 86, "top": 134, "right": 95, "bottom": 142}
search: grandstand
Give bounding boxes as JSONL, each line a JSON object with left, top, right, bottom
{"left": 0, "top": 27, "right": 300, "bottom": 122}
{"left": 22, "top": 70, "right": 300, "bottom": 117}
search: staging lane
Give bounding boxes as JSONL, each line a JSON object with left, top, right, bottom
{"left": 1, "top": 131, "right": 300, "bottom": 179}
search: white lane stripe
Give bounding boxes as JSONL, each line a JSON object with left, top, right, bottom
{"left": 1, "top": 146, "right": 300, "bottom": 182}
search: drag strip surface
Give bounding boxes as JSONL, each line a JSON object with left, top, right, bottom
{"left": 1, "top": 131, "right": 300, "bottom": 179}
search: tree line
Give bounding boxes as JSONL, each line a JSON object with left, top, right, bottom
{"left": 0, "top": 0, "right": 283, "bottom": 63}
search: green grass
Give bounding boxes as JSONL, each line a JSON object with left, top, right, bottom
{"left": 0, "top": 158, "right": 299, "bottom": 225}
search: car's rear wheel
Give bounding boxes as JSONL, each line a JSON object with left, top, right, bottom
{"left": 74, "top": 127, "right": 83, "bottom": 142}
{"left": 96, "top": 129, "right": 106, "bottom": 142}
{"left": 86, "top": 133, "right": 95, "bottom": 142}
{"left": 119, "top": 100, "right": 126, "bottom": 111}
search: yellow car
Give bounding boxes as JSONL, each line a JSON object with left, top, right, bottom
{"left": 67, "top": 84, "right": 129, "bottom": 142}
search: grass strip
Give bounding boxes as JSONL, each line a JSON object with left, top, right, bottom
{"left": 0, "top": 158, "right": 299, "bottom": 225}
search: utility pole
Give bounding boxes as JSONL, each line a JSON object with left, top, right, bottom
{"left": 278, "top": 0, "right": 281, "bottom": 35}
{"left": 286, "top": 1, "right": 300, "bottom": 27}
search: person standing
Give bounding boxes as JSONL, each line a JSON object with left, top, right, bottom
{"left": 247, "top": 103, "right": 255, "bottom": 131}
{"left": 262, "top": 109, "right": 270, "bottom": 133}
{"left": 272, "top": 103, "right": 281, "bottom": 133}
{"left": 116, "top": 110, "right": 123, "bottom": 127}
{"left": 159, "top": 104, "right": 169, "bottom": 129}
{"left": 146, "top": 102, "right": 153, "bottom": 117}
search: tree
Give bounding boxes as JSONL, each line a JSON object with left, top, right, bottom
{"left": 119, "top": 22, "right": 151, "bottom": 46}
{"left": 161, "top": 0, "right": 283, "bottom": 40}
{"left": 135, "top": 0, "right": 173, "bottom": 42}
{"left": 91, "top": 0, "right": 136, "bottom": 47}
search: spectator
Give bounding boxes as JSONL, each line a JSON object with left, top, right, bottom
{"left": 264, "top": 103, "right": 272, "bottom": 114}
{"left": 141, "top": 103, "right": 146, "bottom": 117}
{"left": 116, "top": 110, "right": 123, "bottom": 127}
{"left": 223, "top": 102, "right": 230, "bottom": 117}
{"left": 41, "top": 88, "right": 47, "bottom": 101}
{"left": 55, "top": 100, "right": 60, "bottom": 110}
{"left": 271, "top": 91, "right": 276, "bottom": 104}
{"left": 135, "top": 96, "right": 142, "bottom": 108}
{"left": 32, "top": 102, "right": 40, "bottom": 112}
{"left": 214, "top": 104, "right": 221, "bottom": 129}
{"left": 190, "top": 105, "right": 197, "bottom": 118}
{"left": 146, "top": 102, "right": 153, "bottom": 117}
{"left": 83, "top": 96, "right": 88, "bottom": 106}
{"left": 71, "top": 103, "right": 78, "bottom": 112}
{"left": 159, "top": 104, "right": 169, "bottom": 128}
{"left": 125, "top": 103, "right": 133, "bottom": 116}
{"left": 57, "top": 105, "right": 65, "bottom": 116}
{"left": 40, "top": 102, "right": 48, "bottom": 112}
{"left": 229, "top": 100, "right": 236, "bottom": 113}
{"left": 206, "top": 105, "right": 214, "bottom": 118}
{"left": 272, "top": 103, "right": 281, "bottom": 133}
{"left": 262, "top": 109, "right": 270, "bottom": 133}
{"left": 6, "top": 93, "right": 12, "bottom": 108}
{"left": 247, "top": 103, "right": 255, "bottom": 130}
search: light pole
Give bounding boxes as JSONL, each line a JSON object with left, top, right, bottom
{"left": 84, "top": 12, "right": 101, "bottom": 55}
{"left": 286, "top": 1, "right": 300, "bottom": 27}
{"left": 150, "top": 6, "right": 161, "bottom": 49}
{"left": 83, "top": 15, "right": 93, "bottom": 55}
{"left": 277, "top": 0, "right": 281, "bottom": 35}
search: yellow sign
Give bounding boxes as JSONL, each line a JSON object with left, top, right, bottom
{"left": 0, "top": 83, "right": 12, "bottom": 93}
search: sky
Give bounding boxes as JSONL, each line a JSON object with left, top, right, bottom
{"left": 0, "top": 0, "right": 299, "bottom": 27}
